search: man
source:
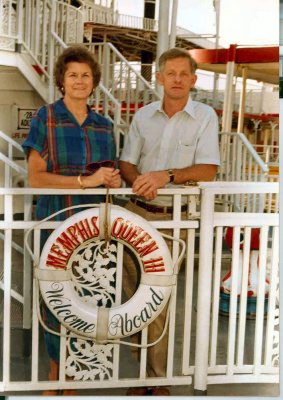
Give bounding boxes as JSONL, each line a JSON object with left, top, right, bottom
{"left": 119, "top": 47, "right": 220, "bottom": 396}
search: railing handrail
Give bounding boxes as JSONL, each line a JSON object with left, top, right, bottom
{"left": 95, "top": 42, "right": 161, "bottom": 98}
{"left": 0, "top": 153, "right": 27, "bottom": 176}
{"left": 51, "top": 31, "right": 68, "bottom": 49}
{"left": 0, "top": 130, "right": 25, "bottom": 153}
{"left": 0, "top": 181, "right": 278, "bottom": 196}
{"left": 199, "top": 180, "right": 278, "bottom": 194}
{"left": 0, "top": 184, "right": 279, "bottom": 393}
{"left": 221, "top": 131, "right": 269, "bottom": 174}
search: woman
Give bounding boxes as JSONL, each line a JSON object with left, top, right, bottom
{"left": 22, "top": 45, "right": 121, "bottom": 395}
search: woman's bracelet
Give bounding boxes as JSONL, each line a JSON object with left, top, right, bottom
{"left": 77, "top": 174, "right": 86, "bottom": 189}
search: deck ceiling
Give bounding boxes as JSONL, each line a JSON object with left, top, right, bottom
{"left": 194, "top": 62, "right": 278, "bottom": 84}
{"left": 85, "top": 23, "right": 208, "bottom": 61}
{"left": 188, "top": 46, "right": 279, "bottom": 85}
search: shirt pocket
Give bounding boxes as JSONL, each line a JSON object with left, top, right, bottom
{"left": 176, "top": 141, "right": 196, "bottom": 167}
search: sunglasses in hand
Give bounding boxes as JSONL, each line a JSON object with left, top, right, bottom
{"left": 86, "top": 160, "right": 116, "bottom": 172}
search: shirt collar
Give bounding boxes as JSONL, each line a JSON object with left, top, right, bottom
{"left": 54, "top": 98, "right": 98, "bottom": 123}
{"left": 154, "top": 97, "right": 196, "bottom": 119}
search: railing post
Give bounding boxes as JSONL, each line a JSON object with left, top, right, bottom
{"left": 48, "top": 1, "right": 56, "bottom": 103}
{"left": 235, "top": 134, "right": 242, "bottom": 210}
{"left": 194, "top": 187, "right": 215, "bottom": 395}
{"left": 17, "top": 0, "right": 24, "bottom": 46}
{"left": 2, "top": 194, "right": 13, "bottom": 385}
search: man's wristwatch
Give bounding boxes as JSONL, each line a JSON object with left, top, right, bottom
{"left": 167, "top": 169, "right": 175, "bottom": 183}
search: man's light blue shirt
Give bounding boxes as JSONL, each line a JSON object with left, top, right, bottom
{"left": 120, "top": 97, "right": 220, "bottom": 205}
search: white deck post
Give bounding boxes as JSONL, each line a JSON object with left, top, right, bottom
{"left": 194, "top": 188, "right": 215, "bottom": 394}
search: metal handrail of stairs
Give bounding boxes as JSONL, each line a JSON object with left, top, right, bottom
{"left": 0, "top": 131, "right": 31, "bottom": 314}
{"left": 86, "top": 41, "right": 161, "bottom": 134}
{"left": 4, "top": 0, "right": 124, "bottom": 150}
{"left": 0, "top": 130, "right": 27, "bottom": 188}
{"left": 217, "top": 132, "right": 273, "bottom": 212}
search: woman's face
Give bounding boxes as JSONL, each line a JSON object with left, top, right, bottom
{"left": 63, "top": 62, "right": 94, "bottom": 100}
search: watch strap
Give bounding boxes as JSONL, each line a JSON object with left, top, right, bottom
{"left": 167, "top": 169, "right": 175, "bottom": 183}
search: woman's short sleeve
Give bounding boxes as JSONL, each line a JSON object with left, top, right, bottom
{"left": 22, "top": 106, "right": 49, "bottom": 160}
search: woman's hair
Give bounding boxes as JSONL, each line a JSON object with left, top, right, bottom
{"left": 54, "top": 45, "right": 101, "bottom": 94}
{"left": 158, "top": 47, "right": 198, "bottom": 74}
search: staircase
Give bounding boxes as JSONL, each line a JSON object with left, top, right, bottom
{"left": 0, "top": 0, "right": 164, "bottom": 150}
{"left": 0, "top": 0, "right": 277, "bottom": 201}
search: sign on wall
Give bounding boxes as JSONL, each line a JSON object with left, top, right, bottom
{"left": 11, "top": 106, "right": 37, "bottom": 144}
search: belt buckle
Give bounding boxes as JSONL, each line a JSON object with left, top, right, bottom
{"left": 163, "top": 205, "right": 170, "bottom": 213}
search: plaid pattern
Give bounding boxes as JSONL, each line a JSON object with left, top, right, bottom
{"left": 23, "top": 99, "right": 117, "bottom": 362}
{"left": 22, "top": 99, "right": 116, "bottom": 221}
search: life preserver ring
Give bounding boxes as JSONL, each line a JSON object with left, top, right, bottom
{"left": 37, "top": 204, "right": 175, "bottom": 341}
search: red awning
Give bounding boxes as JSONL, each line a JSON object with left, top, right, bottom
{"left": 188, "top": 45, "right": 279, "bottom": 84}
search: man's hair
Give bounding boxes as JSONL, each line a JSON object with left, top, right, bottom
{"left": 54, "top": 45, "right": 101, "bottom": 94}
{"left": 158, "top": 47, "right": 198, "bottom": 74}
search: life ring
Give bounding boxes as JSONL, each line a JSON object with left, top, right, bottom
{"left": 37, "top": 204, "right": 175, "bottom": 341}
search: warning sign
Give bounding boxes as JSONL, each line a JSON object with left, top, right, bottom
{"left": 17, "top": 109, "right": 35, "bottom": 129}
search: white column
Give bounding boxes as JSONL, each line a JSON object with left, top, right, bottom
{"left": 169, "top": 0, "right": 178, "bottom": 48}
{"left": 156, "top": 0, "right": 170, "bottom": 61}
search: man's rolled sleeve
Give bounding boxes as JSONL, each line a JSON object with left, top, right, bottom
{"left": 195, "top": 108, "right": 220, "bottom": 166}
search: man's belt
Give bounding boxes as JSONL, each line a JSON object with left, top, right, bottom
{"left": 130, "top": 198, "right": 187, "bottom": 214}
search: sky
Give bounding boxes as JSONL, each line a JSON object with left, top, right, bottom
{"left": 115, "top": 0, "right": 279, "bottom": 48}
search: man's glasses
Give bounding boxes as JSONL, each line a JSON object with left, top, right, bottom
{"left": 86, "top": 160, "right": 116, "bottom": 172}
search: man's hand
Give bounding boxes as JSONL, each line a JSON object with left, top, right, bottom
{"left": 132, "top": 171, "right": 168, "bottom": 200}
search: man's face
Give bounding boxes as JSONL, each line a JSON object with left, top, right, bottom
{"left": 156, "top": 57, "right": 197, "bottom": 101}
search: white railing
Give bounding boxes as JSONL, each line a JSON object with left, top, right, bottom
{"left": 94, "top": 84, "right": 123, "bottom": 157}
{"left": 0, "top": 0, "right": 85, "bottom": 101}
{"left": 217, "top": 132, "right": 277, "bottom": 213}
{"left": 0, "top": 130, "right": 27, "bottom": 188}
{"left": 0, "top": 183, "right": 279, "bottom": 393}
{"left": 252, "top": 144, "right": 279, "bottom": 164}
{"left": 195, "top": 181, "right": 279, "bottom": 391}
{"left": 18, "top": 0, "right": 84, "bottom": 89}
{"left": 86, "top": 42, "right": 161, "bottom": 130}
{"left": 0, "top": 126, "right": 278, "bottom": 213}
{"left": 0, "top": 0, "right": 125, "bottom": 136}
{"left": 0, "top": 0, "right": 18, "bottom": 50}
{"left": 219, "top": 132, "right": 268, "bottom": 181}
{"left": 83, "top": 5, "right": 158, "bottom": 31}
{"left": 81, "top": 2, "right": 215, "bottom": 49}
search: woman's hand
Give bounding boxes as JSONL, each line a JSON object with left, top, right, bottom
{"left": 105, "top": 168, "right": 122, "bottom": 188}
{"left": 84, "top": 167, "right": 121, "bottom": 188}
